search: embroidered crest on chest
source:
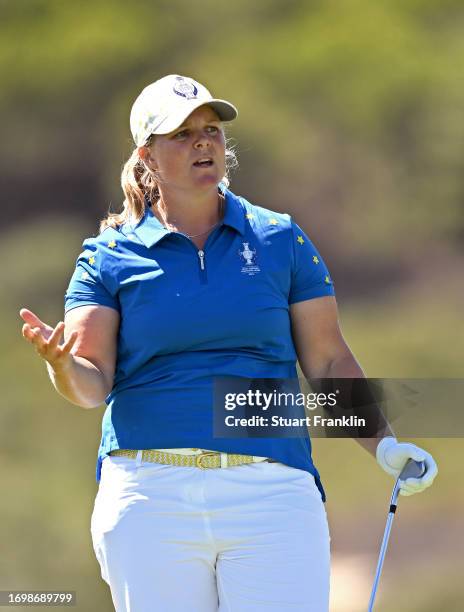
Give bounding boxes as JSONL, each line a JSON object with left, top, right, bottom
{"left": 238, "top": 242, "right": 261, "bottom": 276}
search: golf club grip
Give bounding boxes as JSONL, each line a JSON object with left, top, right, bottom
{"left": 399, "top": 458, "right": 426, "bottom": 480}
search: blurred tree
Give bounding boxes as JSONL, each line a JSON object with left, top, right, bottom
{"left": 0, "top": 0, "right": 463, "bottom": 296}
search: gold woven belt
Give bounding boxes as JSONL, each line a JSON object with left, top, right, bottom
{"left": 110, "top": 449, "right": 269, "bottom": 469}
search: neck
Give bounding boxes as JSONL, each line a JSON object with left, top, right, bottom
{"left": 153, "top": 186, "right": 224, "bottom": 235}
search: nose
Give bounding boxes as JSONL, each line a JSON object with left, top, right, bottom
{"left": 193, "top": 132, "right": 211, "bottom": 149}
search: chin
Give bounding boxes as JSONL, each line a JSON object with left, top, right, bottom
{"left": 193, "top": 174, "right": 222, "bottom": 188}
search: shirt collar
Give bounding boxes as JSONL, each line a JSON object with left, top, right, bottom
{"left": 221, "top": 188, "right": 246, "bottom": 236}
{"left": 129, "top": 188, "right": 246, "bottom": 249}
{"left": 129, "top": 206, "right": 169, "bottom": 248}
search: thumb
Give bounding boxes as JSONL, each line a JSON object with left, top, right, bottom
{"left": 409, "top": 447, "right": 426, "bottom": 462}
{"left": 392, "top": 444, "right": 426, "bottom": 464}
{"left": 385, "top": 442, "right": 425, "bottom": 470}
{"left": 19, "top": 308, "right": 47, "bottom": 329}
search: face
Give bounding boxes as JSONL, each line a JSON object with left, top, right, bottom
{"left": 142, "top": 105, "right": 226, "bottom": 195}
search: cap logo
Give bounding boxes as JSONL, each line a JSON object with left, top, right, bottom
{"left": 173, "top": 77, "right": 198, "bottom": 100}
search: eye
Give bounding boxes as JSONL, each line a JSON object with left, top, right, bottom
{"left": 173, "top": 129, "right": 189, "bottom": 140}
{"left": 206, "top": 126, "right": 219, "bottom": 135}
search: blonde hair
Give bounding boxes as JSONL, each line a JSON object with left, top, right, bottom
{"left": 100, "top": 134, "right": 238, "bottom": 233}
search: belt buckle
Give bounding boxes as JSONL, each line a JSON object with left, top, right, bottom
{"left": 195, "top": 451, "right": 218, "bottom": 469}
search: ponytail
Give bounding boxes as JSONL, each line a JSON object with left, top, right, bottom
{"left": 100, "top": 135, "right": 238, "bottom": 233}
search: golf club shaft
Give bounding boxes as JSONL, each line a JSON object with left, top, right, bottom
{"left": 368, "top": 510, "right": 396, "bottom": 611}
{"left": 367, "top": 459, "right": 425, "bottom": 610}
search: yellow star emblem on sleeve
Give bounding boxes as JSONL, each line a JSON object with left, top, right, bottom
{"left": 313, "top": 255, "right": 319, "bottom": 264}
{"left": 88, "top": 256, "right": 96, "bottom": 266}
{"left": 297, "top": 235, "right": 304, "bottom": 245}
{"left": 107, "top": 240, "right": 117, "bottom": 249}
{"left": 245, "top": 213, "right": 254, "bottom": 220}
{"left": 269, "top": 218, "right": 279, "bottom": 225}
{"left": 325, "top": 275, "right": 331, "bottom": 284}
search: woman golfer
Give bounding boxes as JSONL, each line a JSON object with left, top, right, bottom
{"left": 20, "top": 74, "right": 437, "bottom": 611}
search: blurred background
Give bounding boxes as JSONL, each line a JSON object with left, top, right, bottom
{"left": 1, "top": 1, "right": 463, "bottom": 610}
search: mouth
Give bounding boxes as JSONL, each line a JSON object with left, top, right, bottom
{"left": 193, "top": 157, "right": 214, "bottom": 168}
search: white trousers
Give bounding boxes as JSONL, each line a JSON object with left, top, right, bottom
{"left": 91, "top": 456, "right": 331, "bottom": 612}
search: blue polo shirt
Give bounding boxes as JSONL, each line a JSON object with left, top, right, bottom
{"left": 64, "top": 188, "right": 335, "bottom": 501}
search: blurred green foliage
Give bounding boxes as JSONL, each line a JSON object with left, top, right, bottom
{"left": 1, "top": 1, "right": 463, "bottom": 610}
{"left": 1, "top": 0, "right": 463, "bottom": 265}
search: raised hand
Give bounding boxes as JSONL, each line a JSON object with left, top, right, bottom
{"left": 20, "top": 308, "right": 78, "bottom": 371}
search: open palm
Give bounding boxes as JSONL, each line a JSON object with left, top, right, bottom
{"left": 20, "top": 308, "right": 78, "bottom": 367}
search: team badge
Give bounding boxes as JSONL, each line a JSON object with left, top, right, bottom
{"left": 173, "top": 77, "right": 198, "bottom": 99}
{"left": 238, "top": 242, "right": 260, "bottom": 276}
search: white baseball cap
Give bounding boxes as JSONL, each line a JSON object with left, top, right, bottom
{"left": 130, "top": 74, "right": 238, "bottom": 147}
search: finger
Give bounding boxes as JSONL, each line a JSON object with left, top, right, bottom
{"left": 402, "top": 478, "right": 425, "bottom": 491}
{"left": 19, "top": 308, "right": 46, "bottom": 329}
{"left": 22, "top": 323, "right": 34, "bottom": 341}
{"left": 399, "top": 478, "right": 432, "bottom": 496}
{"left": 47, "top": 321, "right": 65, "bottom": 349}
{"left": 61, "top": 330, "right": 78, "bottom": 354}
{"left": 403, "top": 455, "right": 437, "bottom": 489}
{"left": 31, "top": 327, "right": 46, "bottom": 351}
{"left": 423, "top": 457, "right": 438, "bottom": 483}
{"left": 417, "top": 472, "right": 437, "bottom": 489}
{"left": 399, "top": 488, "right": 418, "bottom": 497}
{"left": 399, "top": 488, "right": 414, "bottom": 496}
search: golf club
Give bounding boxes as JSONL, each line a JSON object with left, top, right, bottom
{"left": 367, "top": 458, "right": 426, "bottom": 611}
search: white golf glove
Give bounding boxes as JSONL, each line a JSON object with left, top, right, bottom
{"left": 376, "top": 437, "right": 438, "bottom": 496}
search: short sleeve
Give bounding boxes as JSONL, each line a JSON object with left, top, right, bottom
{"left": 64, "top": 238, "right": 120, "bottom": 313}
{"left": 289, "top": 221, "right": 335, "bottom": 304}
